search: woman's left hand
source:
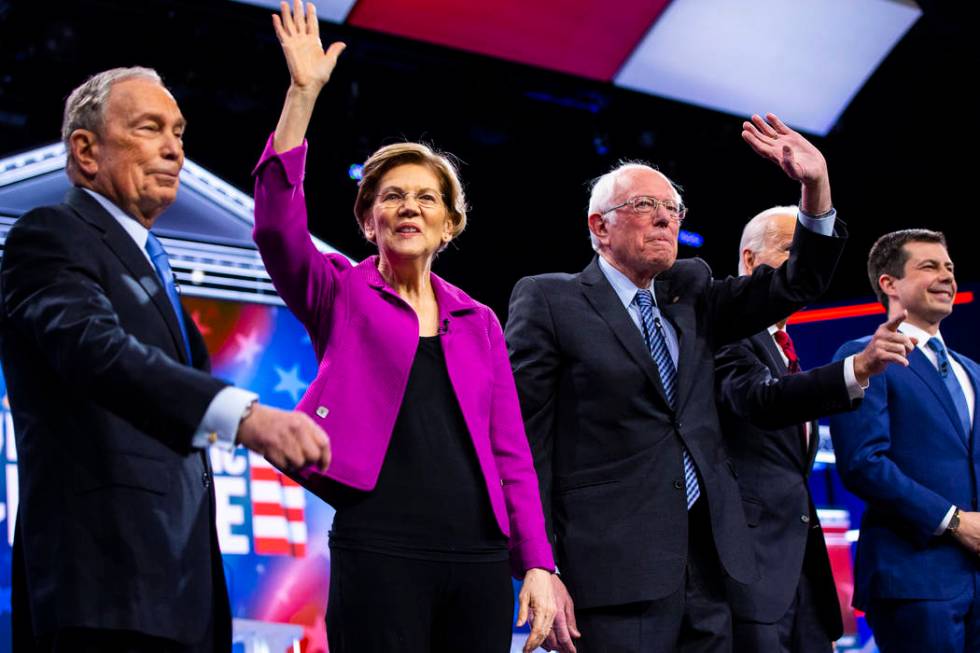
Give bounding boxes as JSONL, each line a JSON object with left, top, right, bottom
{"left": 517, "top": 568, "right": 557, "bottom": 652}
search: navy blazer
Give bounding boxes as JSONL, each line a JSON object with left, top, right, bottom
{"left": 0, "top": 188, "right": 230, "bottom": 645}
{"left": 716, "top": 329, "right": 852, "bottom": 635}
{"left": 830, "top": 337, "right": 980, "bottom": 608}
{"left": 506, "top": 221, "right": 846, "bottom": 610}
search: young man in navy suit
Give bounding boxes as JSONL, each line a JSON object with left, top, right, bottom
{"left": 830, "top": 229, "right": 980, "bottom": 652}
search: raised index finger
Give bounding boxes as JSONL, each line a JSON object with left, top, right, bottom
{"left": 884, "top": 310, "right": 907, "bottom": 332}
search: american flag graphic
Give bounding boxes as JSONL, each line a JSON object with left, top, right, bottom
{"left": 248, "top": 452, "right": 307, "bottom": 557}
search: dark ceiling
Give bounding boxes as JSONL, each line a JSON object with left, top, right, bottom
{"left": 0, "top": 0, "right": 975, "bottom": 319}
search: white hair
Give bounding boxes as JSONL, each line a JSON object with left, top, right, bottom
{"left": 62, "top": 67, "right": 164, "bottom": 176}
{"left": 586, "top": 161, "right": 683, "bottom": 252}
{"left": 737, "top": 205, "right": 798, "bottom": 275}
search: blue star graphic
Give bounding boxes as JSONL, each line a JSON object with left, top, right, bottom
{"left": 273, "top": 364, "right": 309, "bottom": 403}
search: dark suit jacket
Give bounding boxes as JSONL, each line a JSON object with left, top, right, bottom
{"left": 0, "top": 188, "right": 231, "bottom": 646}
{"left": 505, "top": 222, "right": 846, "bottom": 609}
{"left": 830, "top": 337, "right": 980, "bottom": 610}
{"left": 715, "top": 329, "right": 853, "bottom": 636}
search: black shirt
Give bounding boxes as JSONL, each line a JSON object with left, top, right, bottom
{"left": 327, "top": 336, "right": 508, "bottom": 561}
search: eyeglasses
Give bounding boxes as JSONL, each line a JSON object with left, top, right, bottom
{"left": 376, "top": 190, "right": 443, "bottom": 210}
{"left": 602, "top": 196, "right": 687, "bottom": 222}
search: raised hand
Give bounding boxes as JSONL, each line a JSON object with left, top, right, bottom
{"left": 273, "top": 0, "right": 346, "bottom": 92}
{"left": 852, "top": 311, "right": 917, "bottom": 384}
{"left": 742, "top": 113, "right": 832, "bottom": 215}
{"left": 270, "top": 1, "right": 346, "bottom": 152}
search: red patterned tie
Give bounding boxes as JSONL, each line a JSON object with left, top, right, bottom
{"left": 773, "top": 329, "right": 801, "bottom": 374}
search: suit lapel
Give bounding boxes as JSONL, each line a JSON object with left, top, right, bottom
{"left": 908, "top": 347, "right": 969, "bottom": 449}
{"left": 755, "top": 330, "right": 811, "bottom": 473}
{"left": 949, "top": 349, "right": 979, "bottom": 446}
{"left": 579, "top": 260, "right": 671, "bottom": 409}
{"left": 65, "top": 188, "right": 190, "bottom": 364}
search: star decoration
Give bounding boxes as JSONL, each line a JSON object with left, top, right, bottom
{"left": 274, "top": 364, "right": 309, "bottom": 403}
{"left": 234, "top": 330, "right": 262, "bottom": 367}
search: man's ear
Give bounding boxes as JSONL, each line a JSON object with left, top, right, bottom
{"left": 69, "top": 129, "right": 99, "bottom": 178}
{"left": 587, "top": 213, "right": 607, "bottom": 247}
{"left": 741, "top": 248, "right": 756, "bottom": 275}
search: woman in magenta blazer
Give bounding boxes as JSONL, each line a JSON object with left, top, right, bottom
{"left": 253, "top": 4, "right": 555, "bottom": 652}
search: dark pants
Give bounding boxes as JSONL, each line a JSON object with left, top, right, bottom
{"left": 576, "top": 501, "right": 733, "bottom": 653}
{"left": 867, "top": 573, "right": 980, "bottom": 653}
{"left": 733, "top": 572, "right": 833, "bottom": 653}
{"left": 326, "top": 547, "right": 514, "bottom": 653}
{"left": 35, "top": 627, "right": 218, "bottom": 653}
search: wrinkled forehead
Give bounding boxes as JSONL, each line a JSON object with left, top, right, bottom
{"left": 615, "top": 167, "right": 680, "bottom": 202}
{"left": 105, "top": 77, "right": 183, "bottom": 122}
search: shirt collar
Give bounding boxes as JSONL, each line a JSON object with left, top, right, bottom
{"left": 597, "top": 255, "right": 655, "bottom": 310}
{"left": 80, "top": 187, "right": 150, "bottom": 256}
{"left": 898, "top": 321, "right": 944, "bottom": 353}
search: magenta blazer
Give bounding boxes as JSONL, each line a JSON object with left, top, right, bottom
{"left": 252, "top": 135, "right": 554, "bottom": 576}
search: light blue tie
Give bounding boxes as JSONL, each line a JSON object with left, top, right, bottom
{"left": 145, "top": 232, "right": 193, "bottom": 363}
{"left": 926, "top": 338, "right": 973, "bottom": 440}
{"left": 635, "top": 289, "right": 700, "bottom": 509}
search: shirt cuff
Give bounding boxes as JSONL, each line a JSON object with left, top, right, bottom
{"left": 797, "top": 207, "right": 836, "bottom": 237}
{"left": 842, "top": 355, "right": 867, "bottom": 401}
{"left": 191, "top": 387, "right": 259, "bottom": 450}
{"left": 935, "top": 505, "right": 957, "bottom": 536}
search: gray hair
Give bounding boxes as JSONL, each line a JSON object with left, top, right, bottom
{"left": 586, "top": 161, "right": 683, "bottom": 252}
{"left": 737, "top": 205, "right": 798, "bottom": 275}
{"left": 62, "top": 67, "right": 164, "bottom": 174}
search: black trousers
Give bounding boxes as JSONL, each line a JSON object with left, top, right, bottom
{"left": 733, "top": 572, "right": 833, "bottom": 653}
{"left": 34, "top": 627, "right": 218, "bottom": 653}
{"left": 576, "top": 500, "right": 733, "bottom": 653}
{"left": 326, "top": 547, "right": 515, "bottom": 653}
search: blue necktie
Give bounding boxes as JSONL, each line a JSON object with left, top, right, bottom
{"left": 635, "top": 289, "right": 700, "bottom": 509}
{"left": 927, "top": 338, "right": 973, "bottom": 440}
{"left": 145, "top": 232, "right": 193, "bottom": 363}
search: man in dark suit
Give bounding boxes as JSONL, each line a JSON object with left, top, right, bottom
{"left": 506, "top": 113, "right": 846, "bottom": 653}
{"left": 0, "top": 68, "right": 332, "bottom": 652}
{"left": 830, "top": 229, "right": 980, "bottom": 652}
{"left": 715, "top": 207, "right": 913, "bottom": 653}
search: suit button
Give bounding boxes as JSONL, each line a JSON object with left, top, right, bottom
{"left": 316, "top": 406, "right": 329, "bottom": 418}
{"left": 202, "top": 472, "right": 211, "bottom": 489}
{"left": 673, "top": 480, "right": 683, "bottom": 490}
{"left": 800, "top": 514, "right": 810, "bottom": 524}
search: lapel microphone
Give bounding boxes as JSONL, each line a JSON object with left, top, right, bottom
{"left": 438, "top": 318, "right": 449, "bottom": 336}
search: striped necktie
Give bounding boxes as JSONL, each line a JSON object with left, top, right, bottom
{"left": 635, "top": 289, "right": 700, "bottom": 509}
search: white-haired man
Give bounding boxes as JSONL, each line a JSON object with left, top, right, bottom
{"left": 506, "top": 114, "right": 846, "bottom": 652}
{"left": 715, "top": 207, "right": 911, "bottom": 652}
{"left": 0, "top": 67, "right": 331, "bottom": 652}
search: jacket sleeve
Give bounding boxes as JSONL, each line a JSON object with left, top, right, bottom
{"left": 706, "top": 218, "right": 848, "bottom": 347}
{"left": 487, "top": 308, "right": 556, "bottom": 577}
{"left": 504, "top": 276, "right": 562, "bottom": 563}
{"left": 715, "top": 337, "right": 857, "bottom": 430}
{"left": 0, "top": 208, "right": 227, "bottom": 449}
{"left": 252, "top": 133, "right": 349, "bottom": 353}
{"left": 829, "top": 339, "right": 952, "bottom": 547}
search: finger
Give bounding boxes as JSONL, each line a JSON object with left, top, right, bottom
{"left": 553, "top": 615, "right": 577, "bottom": 653}
{"left": 324, "top": 41, "right": 347, "bottom": 67}
{"left": 565, "top": 601, "right": 580, "bottom": 638}
{"left": 279, "top": 0, "right": 295, "bottom": 35}
{"left": 319, "top": 433, "right": 332, "bottom": 471}
{"left": 272, "top": 14, "right": 286, "bottom": 42}
{"left": 305, "top": 2, "right": 317, "bottom": 35}
{"left": 543, "top": 631, "right": 558, "bottom": 651}
{"left": 741, "top": 130, "right": 773, "bottom": 159}
{"left": 516, "top": 591, "right": 529, "bottom": 627}
{"left": 526, "top": 618, "right": 548, "bottom": 652}
{"left": 751, "top": 113, "right": 777, "bottom": 138}
{"left": 292, "top": 0, "right": 305, "bottom": 33}
{"left": 884, "top": 310, "right": 907, "bottom": 331}
{"left": 766, "top": 112, "right": 792, "bottom": 134}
